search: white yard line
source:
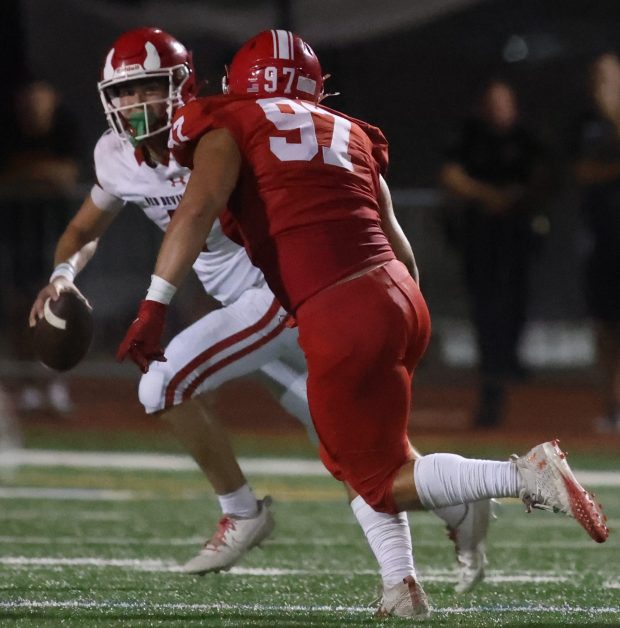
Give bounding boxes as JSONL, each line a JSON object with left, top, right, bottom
{"left": 0, "top": 487, "right": 139, "bottom": 500}
{"left": 0, "top": 535, "right": 204, "bottom": 546}
{"left": 0, "top": 449, "right": 326, "bottom": 476}
{"left": 0, "top": 535, "right": 617, "bottom": 550}
{"left": 1, "top": 449, "right": 618, "bottom": 485}
{"left": 0, "top": 510, "right": 128, "bottom": 521}
{"left": 0, "top": 557, "right": 582, "bottom": 584}
{"left": 0, "top": 599, "right": 617, "bottom": 616}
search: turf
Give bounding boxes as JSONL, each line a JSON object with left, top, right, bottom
{"left": 0, "top": 456, "right": 618, "bottom": 626}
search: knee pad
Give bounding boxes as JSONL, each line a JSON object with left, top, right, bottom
{"left": 138, "top": 366, "right": 169, "bottom": 414}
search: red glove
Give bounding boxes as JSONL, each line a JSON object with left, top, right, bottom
{"left": 116, "top": 300, "right": 168, "bottom": 373}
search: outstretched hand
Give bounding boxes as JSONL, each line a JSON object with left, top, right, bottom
{"left": 29, "top": 278, "right": 91, "bottom": 328}
{"left": 116, "top": 299, "right": 168, "bottom": 373}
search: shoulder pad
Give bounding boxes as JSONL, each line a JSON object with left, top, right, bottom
{"left": 169, "top": 96, "right": 235, "bottom": 168}
{"left": 319, "top": 104, "right": 389, "bottom": 176}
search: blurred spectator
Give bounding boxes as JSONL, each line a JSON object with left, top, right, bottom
{"left": 0, "top": 79, "right": 81, "bottom": 416}
{"left": 439, "top": 79, "right": 548, "bottom": 428}
{"left": 0, "top": 79, "right": 80, "bottom": 193}
{"left": 572, "top": 52, "right": 620, "bottom": 433}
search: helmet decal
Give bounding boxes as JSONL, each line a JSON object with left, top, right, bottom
{"left": 143, "top": 42, "right": 161, "bottom": 71}
{"left": 102, "top": 49, "right": 115, "bottom": 81}
{"left": 297, "top": 75, "right": 317, "bottom": 96}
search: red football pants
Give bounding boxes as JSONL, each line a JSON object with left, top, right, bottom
{"left": 296, "top": 259, "right": 431, "bottom": 513}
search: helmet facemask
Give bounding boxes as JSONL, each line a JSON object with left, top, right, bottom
{"left": 98, "top": 65, "right": 190, "bottom": 146}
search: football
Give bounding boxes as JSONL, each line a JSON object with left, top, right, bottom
{"left": 33, "top": 291, "right": 94, "bottom": 371}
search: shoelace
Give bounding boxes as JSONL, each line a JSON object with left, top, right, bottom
{"left": 204, "top": 516, "right": 237, "bottom": 550}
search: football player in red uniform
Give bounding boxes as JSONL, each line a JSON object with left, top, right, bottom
{"left": 119, "top": 30, "right": 608, "bottom": 618}
{"left": 30, "top": 28, "right": 498, "bottom": 606}
{"left": 27, "top": 26, "right": 446, "bottom": 601}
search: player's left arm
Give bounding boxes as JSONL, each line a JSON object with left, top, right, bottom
{"left": 377, "top": 175, "right": 419, "bottom": 284}
{"left": 117, "top": 128, "right": 241, "bottom": 372}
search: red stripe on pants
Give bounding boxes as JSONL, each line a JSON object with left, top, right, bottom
{"left": 164, "top": 297, "right": 282, "bottom": 408}
{"left": 180, "top": 317, "right": 289, "bottom": 402}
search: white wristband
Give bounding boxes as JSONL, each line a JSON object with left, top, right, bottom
{"left": 145, "top": 274, "right": 177, "bottom": 304}
{"left": 49, "top": 262, "right": 76, "bottom": 283}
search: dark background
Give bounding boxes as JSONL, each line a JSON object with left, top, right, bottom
{"left": 1, "top": 0, "right": 617, "bottom": 368}
{"left": 10, "top": 0, "right": 620, "bottom": 185}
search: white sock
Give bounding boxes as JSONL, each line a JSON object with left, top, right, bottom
{"left": 351, "top": 496, "right": 415, "bottom": 587}
{"left": 432, "top": 504, "right": 468, "bottom": 529}
{"left": 217, "top": 484, "right": 258, "bottom": 518}
{"left": 414, "top": 453, "right": 522, "bottom": 510}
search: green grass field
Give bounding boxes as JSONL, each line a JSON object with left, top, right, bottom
{"left": 0, "top": 445, "right": 618, "bottom": 626}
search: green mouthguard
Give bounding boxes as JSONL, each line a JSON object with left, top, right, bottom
{"left": 127, "top": 110, "right": 158, "bottom": 146}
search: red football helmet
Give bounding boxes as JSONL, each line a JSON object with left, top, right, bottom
{"left": 98, "top": 27, "right": 196, "bottom": 144}
{"left": 223, "top": 30, "right": 323, "bottom": 102}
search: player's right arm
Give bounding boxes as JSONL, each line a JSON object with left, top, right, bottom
{"left": 28, "top": 194, "right": 120, "bottom": 326}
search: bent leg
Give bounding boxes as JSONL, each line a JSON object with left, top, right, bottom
{"left": 135, "top": 285, "right": 292, "bottom": 571}
{"left": 296, "top": 260, "right": 430, "bottom": 512}
{"left": 161, "top": 395, "right": 246, "bottom": 496}
{"left": 260, "top": 358, "right": 317, "bottom": 441}
{"left": 140, "top": 287, "right": 295, "bottom": 413}
{"left": 392, "top": 455, "right": 520, "bottom": 511}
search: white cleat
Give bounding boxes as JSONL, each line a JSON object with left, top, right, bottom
{"left": 183, "top": 496, "right": 275, "bottom": 574}
{"left": 375, "top": 575, "right": 431, "bottom": 619}
{"left": 511, "top": 439, "right": 609, "bottom": 543}
{"left": 448, "top": 499, "right": 491, "bottom": 593}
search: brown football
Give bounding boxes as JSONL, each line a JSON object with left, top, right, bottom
{"left": 33, "top": 292, "right": 93, "bottom": 371}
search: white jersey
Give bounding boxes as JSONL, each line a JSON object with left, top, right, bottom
{"left": 92, "top": 130, "right": 264, "bottom": 306}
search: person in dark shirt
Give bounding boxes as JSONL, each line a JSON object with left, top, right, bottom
{"left": 0, "top": 79, "right": 79, "bottom": 193}
{"left": 440, "top": 79, "right": 545, "bottom": 427}
{"left": 573, "top": 53, "right": 620, "bottom": 433}
{"left": 0, "top": 79, "right": 80, "bottom": 415}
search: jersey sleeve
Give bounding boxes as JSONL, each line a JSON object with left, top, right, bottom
{"left": 92, "top": 132, "right": 125, "bottom": 211}
{"left": 323, "top": 106, "right": 389, "bottom": 177}
{"left": 169, "top": 99, "right": 208, "bottom": 168}
{"left": 90, "top": 183, "right": 124, "bottom": 212}
{"left": 362, "top": 122, "right": 389, "bottom": 177}
{"left": 169, "top": 96, "right": 244, "bottom": 169}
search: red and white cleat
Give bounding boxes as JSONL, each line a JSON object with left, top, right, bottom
{"left": 511, "top": 439, "right": 609, "bottom": 543}
{"left": 183, "top": 496, "right": 275, "bottom": 574}
{"left": 375, "top": 575, "right": 431, "bottom": 619}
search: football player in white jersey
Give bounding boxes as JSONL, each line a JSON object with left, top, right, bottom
{"left": 28, "top": 27, "right": 490, "bottom": 607}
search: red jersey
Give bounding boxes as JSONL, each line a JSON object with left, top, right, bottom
{"left": 171, "top": 94, "right": 395, "bottom": 312}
